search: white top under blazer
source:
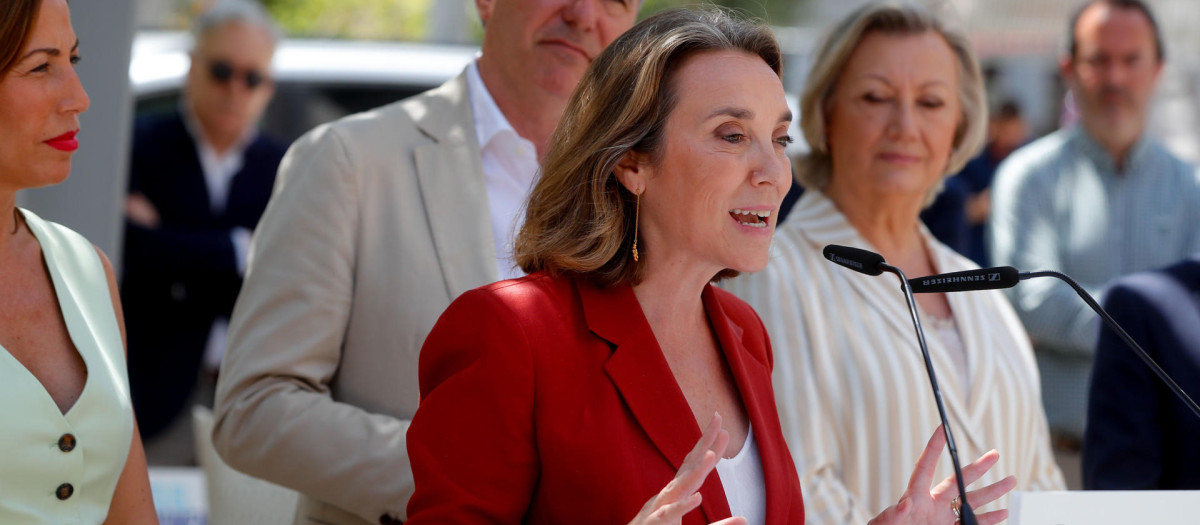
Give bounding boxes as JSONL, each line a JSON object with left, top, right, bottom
{"left": 716, "top": 425, "right": 766, "bottom": 525}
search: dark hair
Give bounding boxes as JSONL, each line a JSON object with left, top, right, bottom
{"left": 0, "top": 0, "right": 40, "bottom": 75}
{"left": 994, "top": 99, "right": 1021, "bottom": 121}
{"left": 514, "top": 6, "right": 781, "bottom": 287}
{"left": 1068, "top": 0, "right": 1164, "bottom": 61}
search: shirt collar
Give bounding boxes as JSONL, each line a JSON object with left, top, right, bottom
{"left": 1070, "top": 125, "right": 1151, "bottom": 175}
{"left": 178, "top": 97, "right": 258, "bottom": 162}
{"left": 783, "top": 189, "right": 940, "bottom": 253}
{"left": 466, "top": 59, "right": 520, "bottom": 150}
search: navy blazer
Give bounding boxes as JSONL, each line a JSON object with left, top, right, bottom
{"left": 121, "top": 110, "right": 286, "bottom": 438}
{"left": 1083, "top": 258, "right": 1200, "bottom": 489}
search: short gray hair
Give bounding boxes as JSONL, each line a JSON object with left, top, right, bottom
{"left": 796, "top": 0, "right": 986, "bottom": 200}
{"left": 193, "top": 0, "right": 283, "bottom": 49}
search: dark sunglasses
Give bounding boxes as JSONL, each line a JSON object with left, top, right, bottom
{"left": 208, "top": 60, "right": 268, "bottom": 89}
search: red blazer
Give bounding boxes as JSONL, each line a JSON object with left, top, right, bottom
{"left": 406, "top": 272, "right": 804, "bottom": 524}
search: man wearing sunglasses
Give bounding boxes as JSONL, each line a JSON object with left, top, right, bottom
{"left": 121, "top": 0, "right": 286, "bottom": 463}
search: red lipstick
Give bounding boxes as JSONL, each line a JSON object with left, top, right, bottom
{"left": 45, "top": 130, "right": 79, "bottom": 152}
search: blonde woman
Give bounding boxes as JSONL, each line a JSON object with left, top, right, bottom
{"left": 725, "top": 3, "right": 1065, "bottom": 524}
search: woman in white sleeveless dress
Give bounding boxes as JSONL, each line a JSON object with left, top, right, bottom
{"left": 0, "top": 0, "right": 157, "bottom": 522}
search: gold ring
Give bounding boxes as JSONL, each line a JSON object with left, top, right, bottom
{"left": 951, "top": 495, "right": 962, "bottom": 519}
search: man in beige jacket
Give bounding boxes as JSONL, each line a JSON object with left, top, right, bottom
{"left": 211, "top": 1, "right": 638, "bottom": 523}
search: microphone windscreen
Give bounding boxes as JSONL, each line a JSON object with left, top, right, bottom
{"left": 908, "top": 266, "right": 1020, "bottom": 294}
{"left": 823, "top": 244, "right": 885, "bottom": 276}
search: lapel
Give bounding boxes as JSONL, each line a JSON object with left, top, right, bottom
{"left": 931, "top": 242, "right": 998, "bottom": 443}
{"left": 224, "top": 139, "right": 260, "bottom": 224}
{"left": 793, "top": 191, "right": 986, "bottom": 448}
{"left": 1177, "top": 261, "right": 1200, "bottom": 367}
{"left": 930, "top": 244, "right": 994, "bottom": 446}
{"left": 169, "top": 113, "right": 217, "bottom": 223}
{"left": 580, "top": 280, "right": 730, "bottom": 523}
{"left": 792, "top": 192, "right": 916, "bottom": 339}
{"left": 702, "top": 287, "right": 793, "bottom": 525}
{"left": 410, "top": 72, "right": 498, "bottom": 299}
{"left": 226, "top": 138, "right": 262, "bottom": 204}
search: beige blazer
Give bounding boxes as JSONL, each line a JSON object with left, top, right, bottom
{"left": 212, "top": 72, "right": 498, "bottom": 525}
{"left": 723, "top": 190, "right": 1065, "bottom": 524}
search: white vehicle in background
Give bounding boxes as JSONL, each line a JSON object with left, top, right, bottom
{"left": 130, "top": 31, "right": 805, "bottom": 156}
{"left": 129, "top": 31, "right": 479, "bottom": 142}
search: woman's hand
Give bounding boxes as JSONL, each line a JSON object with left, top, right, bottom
{"left": 869, "top": 426, "right": 1018, "bottom": 525}
{"left": 628, "top": 413, "right": 746, "bottom": 525}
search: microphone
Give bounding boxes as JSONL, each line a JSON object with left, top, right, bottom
{"left": 907, "top": 266, "right": 1020, "bottom": 294}
{"left": 823, "top": 244, "right": 885, "bottom": 276}
{"left": 822, "top": 244, "right": 979, "bottom": 525}
{"left": 909, "top": 266, "right": 1200, "bottom": 421}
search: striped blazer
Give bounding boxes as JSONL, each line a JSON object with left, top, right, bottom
{"left": 724, "top": 191, "right": 1064, "bottom": 524}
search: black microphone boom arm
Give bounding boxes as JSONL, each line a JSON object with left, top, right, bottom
{"left": 822, "top": 245, "right": 979, "bottom": 525}
{"left": 1019, "top": 270, "right": 1200, "bottom": 420}
{"left": 881, "top": 262, "right": 979, "bottom": 525}
{"left": 907, "top": 264, "right": 1200, "bottom": 421}
{"left": 908, "top": 266, "right": 1020, "bottom": 294}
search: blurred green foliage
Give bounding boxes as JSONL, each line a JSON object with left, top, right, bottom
{"left": 640, "top": 0, "right": 797, "bottom": 25}
{"left": 258, "top": 0, "right": 800, "bottom": 41}
{"left": 261, "top": 0, "right": 432, "bottom": 40}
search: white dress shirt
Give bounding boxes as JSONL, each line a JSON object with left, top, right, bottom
{"left": 179, "top": 102, "right": 256, "bottom": 274}
{"left": 466, "top": 61, "right": 539, "bottom": 281}
{"left": 180, "top": 102, "right": 256, "bottom": 369}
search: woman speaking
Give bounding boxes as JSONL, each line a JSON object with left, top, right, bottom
{"left": 405, "top": 7, "right": 1013, "bottom": 525}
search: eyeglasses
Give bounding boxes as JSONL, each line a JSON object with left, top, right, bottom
{"left": 208, "top": 60, "right": 268, "bottom": 89}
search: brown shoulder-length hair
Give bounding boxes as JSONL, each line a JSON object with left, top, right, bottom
{"left": 514, "top": 6, "right": 781, "bottom": 287}
{"left": 1, "top": 0, "right": 41, "bottom": 75}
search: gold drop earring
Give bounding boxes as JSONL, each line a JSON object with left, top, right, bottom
{"left": 632, "top": 192, "right": 641, "bottom": 262}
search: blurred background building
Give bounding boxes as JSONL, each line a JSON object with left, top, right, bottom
{"left": 131, "top": 0, "right": 1200, "bottom": 160}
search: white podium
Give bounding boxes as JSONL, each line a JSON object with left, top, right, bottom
{"left": 1010, "top": 490, "right": 1200, "bottom": 524}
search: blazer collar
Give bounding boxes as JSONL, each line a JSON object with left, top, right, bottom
{"left": 580, "top": 279, "right": 790, "bottom": 523}
{"left": 409, "top": 72, "right": 499, "bottom": 298}
{"left": 926, "top": 241, "right": 996, "bottom": 446}
{"left": 702, "top": 287, "right": 795, "bottom": 524}
{"left": 787, "top": 191, "right": 916, "bottom": 339}
{"left": 578, "top": 280, "right": 723, "bottom": 521}
{"left": 406, "top": 71, "right": 477, "bottom": 145}
{"left": 788, "top": 190, "right": 991, "bottom": 447}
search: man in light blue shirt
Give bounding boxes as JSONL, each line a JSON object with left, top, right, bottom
{"left": 990, "top": 0, "right": 1200, "bottom": 440}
